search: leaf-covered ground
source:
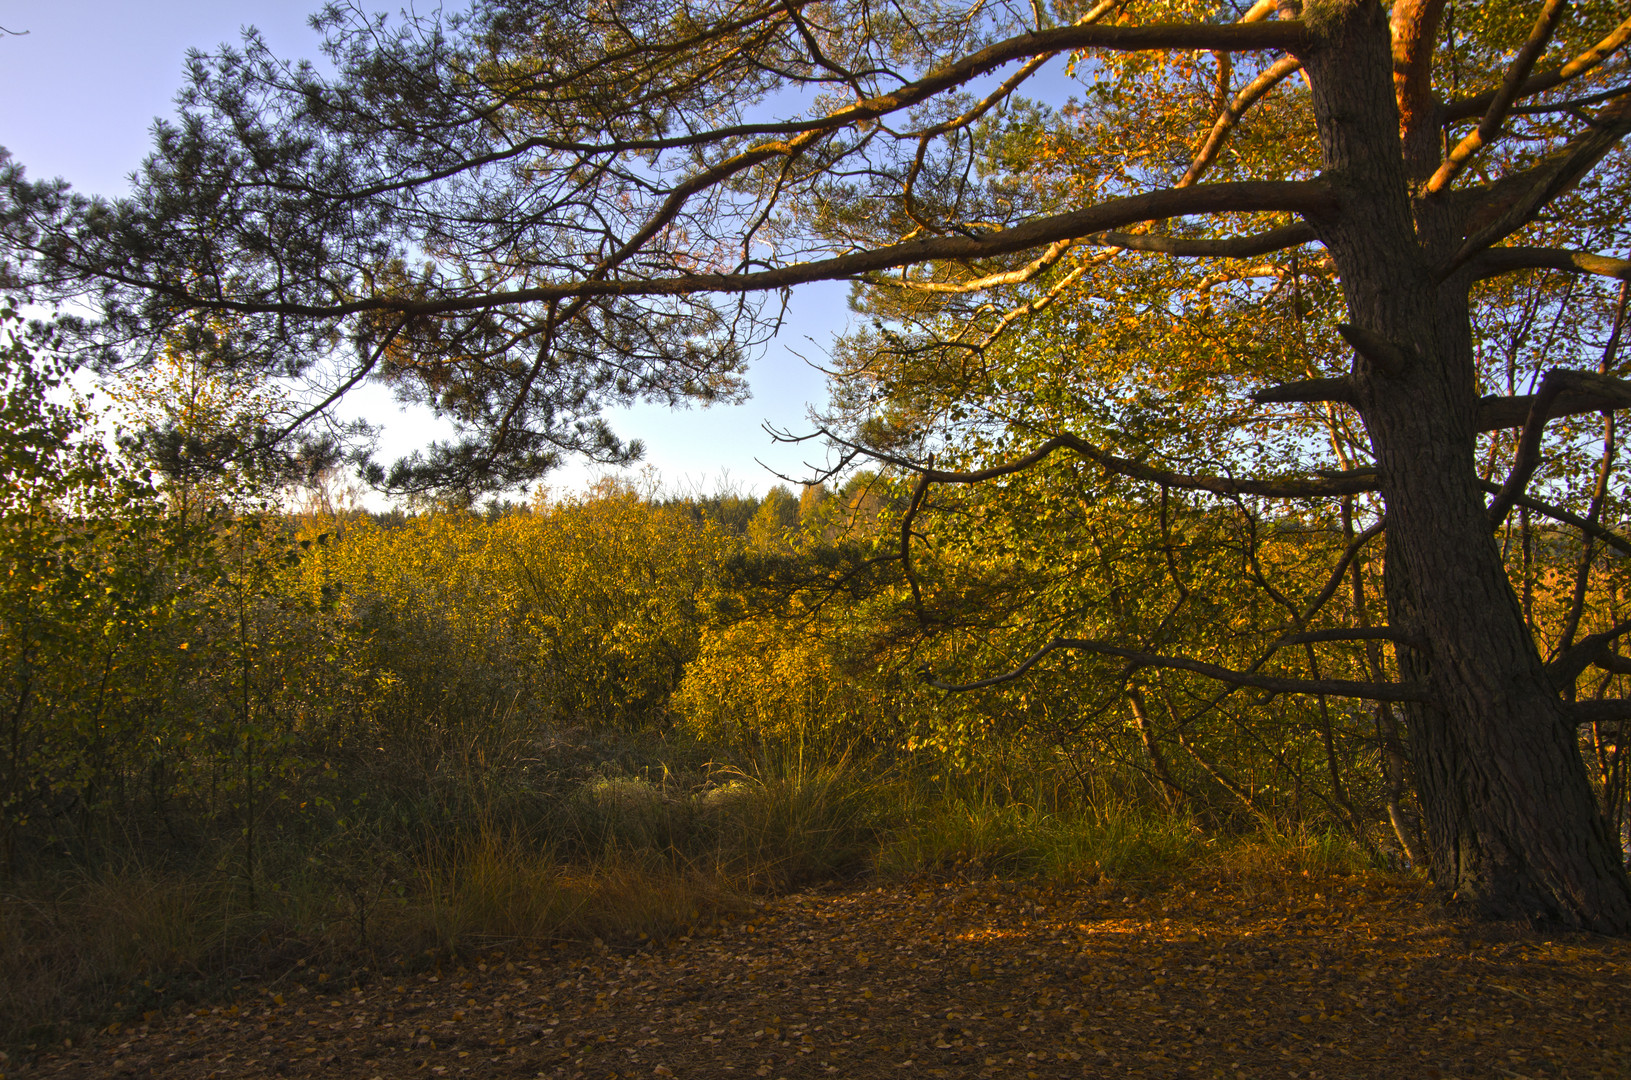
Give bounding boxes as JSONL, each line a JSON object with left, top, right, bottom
{"left": 15, "top": 872, "right": 1630, "bottom": 1080}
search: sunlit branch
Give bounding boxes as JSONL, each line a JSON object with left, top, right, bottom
{"left": 1180, "top": 56, "right": 1302, "bottom": 187}
{"left": 921, "top": 636, "right": 1428, "bottom": 700}
{"left": 1188, "top": 261, "right": 1303, "bottom": 296}
{"left": 873, "top": 237, "right": 1077, "bottom": 294}
{"left": 122, "top": 182, "right": 1335, "bottom": 320}
{"left": 1092, "top": 221, "right": 1319, "bottom": 258}
{"left": 960, "top": 256, "right": 1098, "bottom": 352}
{"left": 907, "top": 50, "right": 1056, "bottom": 141}
{"left": 1427, "top": 0, "right": 1570, "bottom": 194}
{"left": 1442, "top": 12, "right": 1631, "bottom": 123}
{"left": 1471, "top": 246, "right": 1631, "bottom": 281}
{"left": 1391, "top": 0, "right": 1450, "bottom": 156}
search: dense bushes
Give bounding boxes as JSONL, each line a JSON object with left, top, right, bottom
{"left": 3, "top": 313, "right": 1626, "bottom": 1047}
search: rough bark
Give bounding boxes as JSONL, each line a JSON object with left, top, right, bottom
{"left": 1298, "top": 0, "right": 1631, "bottom": 931}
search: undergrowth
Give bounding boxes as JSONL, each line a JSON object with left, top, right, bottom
{"left": 0, "top": 736, "right": 1383, "bottom": 1052}
{"left": 879, "top": 796, "right": 1373, "bottom": 882}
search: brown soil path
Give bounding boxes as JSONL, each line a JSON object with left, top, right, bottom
{"left": 13, "top": 872, "right": 1630, "bottom": 1079}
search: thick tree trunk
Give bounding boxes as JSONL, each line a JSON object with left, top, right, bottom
{"left": 1298, "top": 0, "right": 1631, "bottom": 931}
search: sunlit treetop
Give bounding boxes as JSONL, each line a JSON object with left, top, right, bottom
{"left": 0, "top": 0, "right": 1620, "bottom": 492}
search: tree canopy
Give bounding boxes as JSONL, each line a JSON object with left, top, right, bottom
{"left": 4, "top": 0, "right": 1631, "bottom": 929}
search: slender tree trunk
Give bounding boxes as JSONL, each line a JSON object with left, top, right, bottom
{"left": 1300, "top": 1, "right": 1631, "bottom": 931}
{"left": 1127, "top": 686, "right": 1188, "bottom": 808}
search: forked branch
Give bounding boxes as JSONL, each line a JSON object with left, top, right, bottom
{"left": 1549, "top": 617, "right": 1631, "bottom": 690}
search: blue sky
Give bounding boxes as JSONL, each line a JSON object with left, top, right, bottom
{"left": 1, "top": 1, "right": 845, "bottom": 497}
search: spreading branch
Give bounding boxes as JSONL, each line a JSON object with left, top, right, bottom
{"left": 1471, "top": 247, "right": 1631, "bottom": 281}
{"left": 1570, "top": 699, "right": 1631, "bottom": 727}
{"left": 1281, "top": 627, "right": 1426, "bottom": 650}
{"left": 822, "top": 429, "right": 1380, "bottom": 499}
{"left": 80, "top": 181, "right": 1336, "bottom": 322}
{"left": 921, "top": 637, "right": 1428, "bottom": 700}
{"left": 1478, "top": 370, "right": 1631, "bottom": 450}
{"left": 1092, "top": 222, "right": 1319, "bottom": 259}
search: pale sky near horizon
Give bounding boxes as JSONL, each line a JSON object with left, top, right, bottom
{"left": 0, "top": 1, "right": 847, "bottom": 498}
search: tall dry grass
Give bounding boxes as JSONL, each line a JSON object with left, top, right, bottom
{"left": 0, "top": 753, "right": 901, "bottom": 1048}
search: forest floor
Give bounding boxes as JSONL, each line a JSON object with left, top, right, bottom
{"left": 10, "top": 869, "right": 1629, "bottom": 1080}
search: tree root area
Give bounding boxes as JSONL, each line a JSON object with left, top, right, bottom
{"left": 21, "top": 873, "right": 1631, "bottom": 1079}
